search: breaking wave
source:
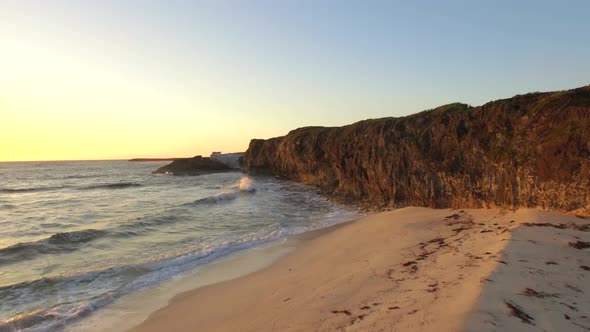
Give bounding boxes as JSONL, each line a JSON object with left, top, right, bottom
{"left": 188, "top": 177, "right": 256, "bottom": 206}
{"left": 238, "top": 176, "right": 256, "bottom": 192}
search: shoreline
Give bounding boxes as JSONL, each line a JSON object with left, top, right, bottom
{"left": 66, "top": 218, "right": 358, "bottom": 332}
{"left": 127, "top": 207, "right": 589, "bottom": 332}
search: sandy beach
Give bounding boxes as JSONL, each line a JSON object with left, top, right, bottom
{"left": 128, "top": 207, "right": 590, "bottom": 332}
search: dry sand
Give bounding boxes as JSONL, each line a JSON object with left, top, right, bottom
{"left": 129, "top": 207, "right": 589, "bottom": 332}
{"left": 464, "top": 210, "right": 590, "bottom": 331}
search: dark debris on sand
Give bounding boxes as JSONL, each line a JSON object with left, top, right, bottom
{"left": 568, "top": 241, "right": 590, "bottom": 249}
{"left": 504, "top": 300, "right": 535, "bottom": 325}
{"left": 331, "top": 310, "right": 352, "bottom": 316}
{"left": 520, "top": 287, "right": 558, "bottom": 299}
{"left": 522, "top": 222, "right": 590, "bottom": 232}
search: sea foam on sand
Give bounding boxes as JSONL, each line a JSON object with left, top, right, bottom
{"left": 129, "top": 208, "right": 589, "bottom": 332}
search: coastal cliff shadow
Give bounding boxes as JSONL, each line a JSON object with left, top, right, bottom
{"left": 462, "top": 212, "right": 590, "bottom": 332}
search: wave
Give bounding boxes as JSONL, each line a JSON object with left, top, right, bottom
{"left": 0, "top": 224, "right": 283, "bottom": 331}
{"left": 189, "top": 191, "right": 241, "bottom": 205}
{"left": 0, "top": 229, "right": 107, "bottom": 266}
{"left": 238, "top": 176, "right": 256, "bottom": 192}
{"left": 0, "top": 186, "right": 70, "bottom": 194}
{"left": 0, "top": 182, "right": 142, "bottom": 194}
{"left": 0, "top": 268, "right": 131, "bottom": 332}
{"left": 188, "top": 176, "right": 257, "bottom": 206}
{"left": 62, "top": 174, "right": 101, "bottom": 179}
{"left": 78, "top": 182, "right": 142, "bottom": 190}
{"left": 0, "top": 294, "right": 123, "bottom": 331}
{"left": 48, "top": 229, "right": 106, "bottom": 244}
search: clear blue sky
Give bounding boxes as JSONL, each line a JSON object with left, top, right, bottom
{"left": 1, "top": 0, "right": 589, "bottom": 160}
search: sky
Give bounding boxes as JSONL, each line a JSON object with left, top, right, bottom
{"left": 1, "top": 1, "right": 589, "bottom": 161}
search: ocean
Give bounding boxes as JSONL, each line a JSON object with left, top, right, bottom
{"left": 0, "top": 160, "right": 359, "bottom": 331}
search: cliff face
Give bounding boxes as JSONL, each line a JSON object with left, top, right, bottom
{"left": 242, "top": 86, "right": 590, "bottom": 213}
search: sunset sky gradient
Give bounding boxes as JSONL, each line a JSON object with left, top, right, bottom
{"left": 1, "top": 0, "right": 589, "bottom": 161}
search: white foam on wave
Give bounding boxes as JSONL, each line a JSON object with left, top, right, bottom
{"left": 238, "top": 176, "right": 255, "bottom": 192}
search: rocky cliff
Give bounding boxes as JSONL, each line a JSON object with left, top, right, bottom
{"left": 242, "top": 86, "right": 590, "bottom": 213}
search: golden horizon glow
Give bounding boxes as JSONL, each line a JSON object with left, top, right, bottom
{"left": 0, "top": 22, "right": 288, "bottom": 162}
{"left": 2, "top": 2, "right": 589, "bottom": 162}
{"left": 0, "top": 7, "right": 360, "bottom": 162}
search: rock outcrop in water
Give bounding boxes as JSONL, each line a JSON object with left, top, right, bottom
{"left": 129, "top": 158, "right": 178, "bottom": 162}
{"left": 153, "top": 155, "right": 233, "bottom": 175}
{"left": 210, "top": 152, "right": 244, "bottom": 169}
{"left": 242, "top": 85, "right": 590, "bottom": 213}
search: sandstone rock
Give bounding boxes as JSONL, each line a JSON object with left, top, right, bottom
{"left": 242, "top": 86, "right": 590, "bottom": 212}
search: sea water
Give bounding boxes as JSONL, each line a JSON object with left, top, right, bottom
{"left": 0, "top": 161, "right": 359, "bottom": 331}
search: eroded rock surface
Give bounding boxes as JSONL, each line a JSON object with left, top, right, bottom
{"left": 242, "top": 86, "right": 590, "bottom": 212}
